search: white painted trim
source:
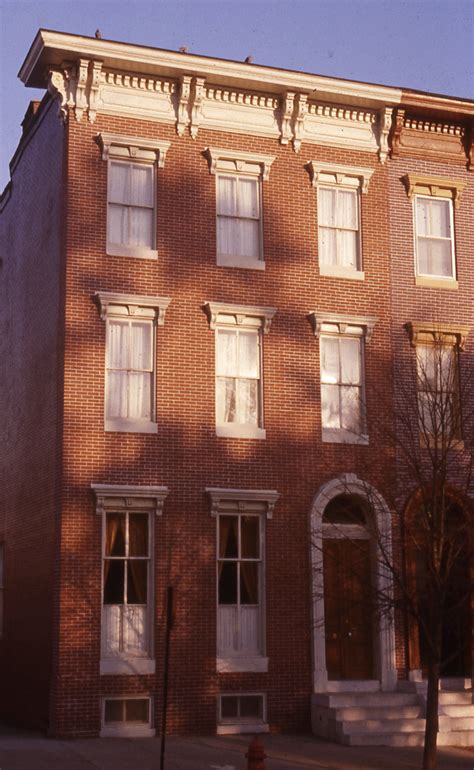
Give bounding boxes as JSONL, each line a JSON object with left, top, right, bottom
{"left": 106, "top": 245, "right": 158, "bottom": 260}
{"left": 202, "top": 301, "right": 277, "bottom": 333}
{"left": 308, "top": 311, "right": 378, "bottom": 343}
{"left": 216, "top": 656, "right": 269, "bottom": 673}
{"left": 319, "top": 265, "right": 365, "bottom": 281}
{"left": 309, "top": 474, "right": 397, "bottom": 693}
{"left": 105, "top": 419, "right": 158, "bottom": 434}
{"left": 91, "top": 483, "right": 169, "bottom": 516}
{"left": 97, "top": 132, "right": 170, "bottom": 166}
{"left": 206, "top": 487, "right": 279, "bottom": 518}
{"left": 205, "top": 147, "right": 275, "bottom": 181}
{"left": 217, "top": 723, "right": 269, "bottom": 735}
{"left": 308, "top": 161, "right": 374, "bottom": 193}
{"left": 93, "top": 292, "right": 171, "bottom": 324}
{"left": 412, "top": 194, "right": 456, "bottom": 281}
{"left": 217, "top": 254, "right": 265, "bottom": 270}
{"left": 100, "top": 657, "right": 156, "bottom": 675}
{"left": 415, "top": 276, "right": 459, "bottom": 290}
{"left": 322, "top": 428, "right": 369, "bottom": 445}
{"left": 216, "top": 424, "right": 266, "bottom": 440}
{"left": 100, "top": 725, "right": 155, "bottom": 738}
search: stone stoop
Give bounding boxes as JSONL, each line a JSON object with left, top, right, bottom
{"left": 311, "top": 684, "right": 474, "bottom": 747}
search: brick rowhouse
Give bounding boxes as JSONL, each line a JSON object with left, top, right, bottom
{"left": 0, "top": 30, "right": 473, "bottom": 744}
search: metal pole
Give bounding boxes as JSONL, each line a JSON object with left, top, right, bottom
{"left": 159, "top": 586, "right": 174, "bottom": 770}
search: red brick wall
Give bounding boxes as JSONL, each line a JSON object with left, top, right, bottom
{"left": 0, "top": 96, "right": 66, "bottom": 729}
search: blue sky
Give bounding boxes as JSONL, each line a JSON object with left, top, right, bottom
{"left": 1, "top": 0, "right": 473, "bottom": 191}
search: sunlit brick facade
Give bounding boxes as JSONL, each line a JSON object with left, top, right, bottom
{"left": 0, "top": 30, "right": 473, "bottom": 743}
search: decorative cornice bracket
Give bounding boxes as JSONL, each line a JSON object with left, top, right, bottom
{"left": 377, "top": 106, "right": 393, "bottom": 164}
{"left": 308, "top": 311, "right": 378, "bottom": 343}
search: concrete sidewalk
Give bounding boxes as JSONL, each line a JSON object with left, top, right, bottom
{"left": 0, "top": 729, "right": 472, "bottom": 770}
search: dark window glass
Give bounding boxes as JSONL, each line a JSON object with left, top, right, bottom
{"left": 240, "top": 695, "right": 263, "bottom": 719}
{"left": 125, "top": 699, "right": 149, "bottom": 723}
{"left": 221, "top": 696, "right": 238, "bottom": 718}
{"left": 104, "top": 699, "right": 124, "bottom": 723}
{"left": 218, "top": 562, "right": 237, "bottom": 604}
{"left": 106, "top": 513, "right": 126, "bottom": 556}
{"left": 104, "top": 561, "right": 124, "bottom": 604}
{"left": 323, "top": 494, "right": 367, "bottom": 525}
{"left": 241, "top": 516, "right": 259, "bottom": 558}
{"left": 220, "top": 516, "right": 238, "bottom": 558}
{"left": 127, "top": 561, "right": 148, "bottom": 604}
{"left": 129, "top": 514, "right": 148, "bottom": 557}
{"left": 240, "top": 562, "right": 259, "bottom": 604}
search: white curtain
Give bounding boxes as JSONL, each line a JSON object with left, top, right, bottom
{"left": 340, "top": 338, "right": 361, "bottom": 384}
{"left": 102, "top": 605, "right": 146, "bottom": 656}
{"left": 321, "top": 337, "right": 339, "bottom": 383}
{"left": 107, "top": 321, "right": 152, "bottom": 420}
{"left": 108, "top": 162, "right": 153, "bottom": 248}
{"left": 217, "top": 176, "right": 259, "bottom": 258}
{"left": 217, "top": 331, "right": 258, "bottom": 425}
{"left": 217, "top": 606, "right": 259, "bottom": 654}
{"left": 106, "top": 321, "right": 129, "bottom": 420}
{"left": 319, "top": 188, "right": 357, "bottom": 267}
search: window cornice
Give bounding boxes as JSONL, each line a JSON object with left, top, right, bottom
{"left": 93, "top": 292, "right": 171, "bottom": 324}
{"left": 402, "top": 174, "right": 466, "bottom": 208}
{"left": 91, "top": 483, "right": 169, "bottom": 516}
{"left": 206, "top": 487, "right": 280, "bottom": 519}
{"left": 308, "top": 311, "right": 378, "bottom": 343}
{"left": 204, "top": 147, "right": 276, "bottom": 180}
{"left": 202, "top": 301, "right": 277, "bottom": 333}
{"left": 405, "top": 321, "right": 470, "bottom": 350}
{"left": 97, "top": 132, "right": 171, "bottom": 166}
{"left": 307, "top": 161, "right": 374, "bottom": 193}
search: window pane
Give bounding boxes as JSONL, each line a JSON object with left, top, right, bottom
{"left": 321, "top": 338, "right": 340, "bottom": 383}
{"left": 129, "top": 208, "right": 153, "bottom": 248}
{"left": 217, "top": 378, "right": 236, "bottom": 423}
{"left": 238, "top": 178, "right": 259, "bottom": 218}
{"left": 340, "top": 338, "right": 361, "bottom": 384}
{"left": 221, "top": 696, "right": 239, "bottom": 719}
{"left": 217, "top": 176, "right": 237, "bottom": 215}
{"left": 319, "top": 228, "right": 337, "bottom": 265}
{"left": 238, "top": 332, "right": 259, "bottom": 378}
{"left": 105, "top": 699, "right": 124, "bottom": 723}
{"left": 417, "top": 346, "right": 436, "bottom": 389}
{"left": 341, "top": 385, "right": 361, "bottom": 432}
{"left": 129, "top": 514, "right": 149, "bottom": 557}
{"left": 105, "top": 513, "right": 126, "bottom": 556}
{"left": 237, "top": 379, "right": 258, "bottom": 424}
{"left": 429, "top": 199, "right": 450, "bottom": 238}
{"left": 130, "top": 323, "right": 152, "bottom": 371}
{"left": 241, "top": 516, "right": 259, "bottom": 558}
{"left": 217, "top": 331, "right": 238, "bottom": 376}
{"left": 127, "top": 561, "right": 148, "bottom": 604}
{"left": 125, "top": 699, "right": 149, "bottom": 723}
{"left": 416, "top": 198, "right": 429, "bottom": 236}
{"left": 129, "top": 165, "right": 153, "bottom": 207}
{"left": 128, "top": 372, "right": 151, "bottom": 420}
{"left": 108, "top": 203, "right": 128, "bottom": 245}
{"left": 109, "top": 163, "right": 129, "bottom": 203}
{"left": 219, "top": 516, "right": 238, "bottom": 558}
{"left": 428, "top": 239, "right": 452, "bottom": 277}
{"left": 338, "top": 230, "right": 358, "bottom": 268}
{"left": 217, "top": 217, "right": 238, "bottom": 256}
{"left": 337, "top": 190, "right": 357, "bottom": 229}
{"left": 321, "top": 383, "right": 340, "bottom": 428}
{"left": 239, "top": 219, "right": 260, "bottom": 258}
{"left": 106, "top": 371, "right": 128, "bottom": 419}
{"left": 104, "top": 560, "right": 125, "bottom": 604}
{"left": 240, "top": 562, "right": 259, "bottom": 604}
{"left": 219, "top": 562, "right": 238, "bottom": 604}
{"left": 318, "top": 188, "right": 336, "bottom": 226}
{"left": 439, "top": 348, "right": 455, "bottom": 392}
{"left": 240, "top": 696, "right": 263, "bottom": 719}
{"left": 107, "top": 321, "right": 129, "bottom": 369}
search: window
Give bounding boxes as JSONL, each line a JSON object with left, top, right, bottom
{"left": 0, "top": 544, "right": 3, "bottom": 636}
{"left": 218, "top": 693, "right": 268, "bottom": 735}
{"left": 101, "top": 697, "right": 153, "bottom": 738}
{"left": 308, "top": 161, "right": 374, "bottom": 280}
{"left": 205, "top": 147, "right": 275, "bottom": 269}
{"left": 93, "top": 292, "right": 171, "bottom": 434}
{"left": 91, "top": 483, "right": 169, "bottom": 675}
{"left": 402, "top": 174, "right": 466, "bottom": 288}
{"left": 97, "top": 133, "right": 170, "bottom": 259}
{"left": 414, "top": 196, "right": 455, "bottom": 279}
{"left": 203, "top": 302, "right": 276, "bottom": 439}
{"left": 308, "top": 312, "right": 377, "bottom": 444}
{"left": 207, "top": 488, "right": 279, "bottom": 673}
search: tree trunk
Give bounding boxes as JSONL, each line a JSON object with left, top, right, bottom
{"left": 423, "top": 660, "right": 440, "bottom": 770}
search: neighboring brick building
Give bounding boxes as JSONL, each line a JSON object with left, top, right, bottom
{"left": 0, "top": 29, "right": 473, "bottom": 744}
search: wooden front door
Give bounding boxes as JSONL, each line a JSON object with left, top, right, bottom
{"left": 323, "top": 538, "right": 373, "bottom": 679}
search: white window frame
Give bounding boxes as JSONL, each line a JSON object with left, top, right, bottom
{"left": 101, "top": 696, "right": 154, "bottom": 738}
{"left": 207, "top": 488, "right": 279, "bottom": 674}
{"left": 203, "top": 302, "right": 276, "bottom": 440}
{"left": 413, "top": 194, "right": 456, "bottom": 281}
{"left": 93, "top": 292, "right": 171, "bottom": 434}
{"left": 308, "top": 311, "right": 377, "bottom": 445}
{"left": 91, "top": 483, "right": 169, "bottom": 676}
{"left": 307, "top": 161, "right": 374, "bottom": 281}
{"left": 217, "top": 692, "right": 269, "bottom": 735}
{"left": 107, "top": 159, "right": 157, "bottom": 259}
{"left": 97, "top": 133, "right": 170, "bottom": 260}
{"left": 317, "top": 184, "right": 362, "bottom": 275}
{"left": 205, "top": 147, "right": 276, "bottom": 270}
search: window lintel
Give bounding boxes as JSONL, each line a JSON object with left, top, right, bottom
{"left": 203, "top": 301, "right": 276, "bottom": 333}
{"left": 307, "top": 161, "right": 374, "bottom": 193}
{"left": 405, "top": 321, "right": 469, "bottom": 350}
{"left": 308, "top": 311, "right": 378, "bottom": 343}
{"left": 93, "top": 291, "right": 171, "bottom": 325}
{"left": 91, "top": 483, "right": 169, "bottom": 516}
{"left": 204, "top": 147, "right": 275, "bottom": 180}
{"left": 206, "top": 487, "right": 279, "bottom": 519}
{"left": 402, "top": 174, "right": 466, "bottom": 208}
{"left": 97, "top": 132, "right": 171, "bottom": 167}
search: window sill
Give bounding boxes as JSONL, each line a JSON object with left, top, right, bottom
{"left": 216, "top": 425, "right": 266, "bottom": 440}
{"left": 100, "top": 657, "right": 156, "bottom": 675}
{"left": 217, "top": 254, "right": 265, "bottom": 270}
{"left": 217, "top": 722, "right": 269, "bottom": 735}
{"left": 415, "top": 275, "right": 458, "bottom": 290}
{"left": 100, "top": 725, "right": 155, "bottom": 738}
{"left": 107, "top": 244, "right": 158, "bottom": 260}
{"left": 322, "top": 428, "right": 369, "bottom": 445}
{"left": 217, "top": 656, "right": 269, "bottom": 673}
{"left": 105, "top": 420, "right": 158, "bottom": 434}
{"left": 420, "top": 436, "right": 464, "bottom": 451}
{"left": 319, "top": 265, "right": 365, "bottom": 281}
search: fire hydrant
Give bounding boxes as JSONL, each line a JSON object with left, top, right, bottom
{"left": 246, "top": 734, "right": 266, "bottom": 770}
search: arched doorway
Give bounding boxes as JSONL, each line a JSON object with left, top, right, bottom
{"left": 310, "top": 474, "right": 397, "bottom": 693}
